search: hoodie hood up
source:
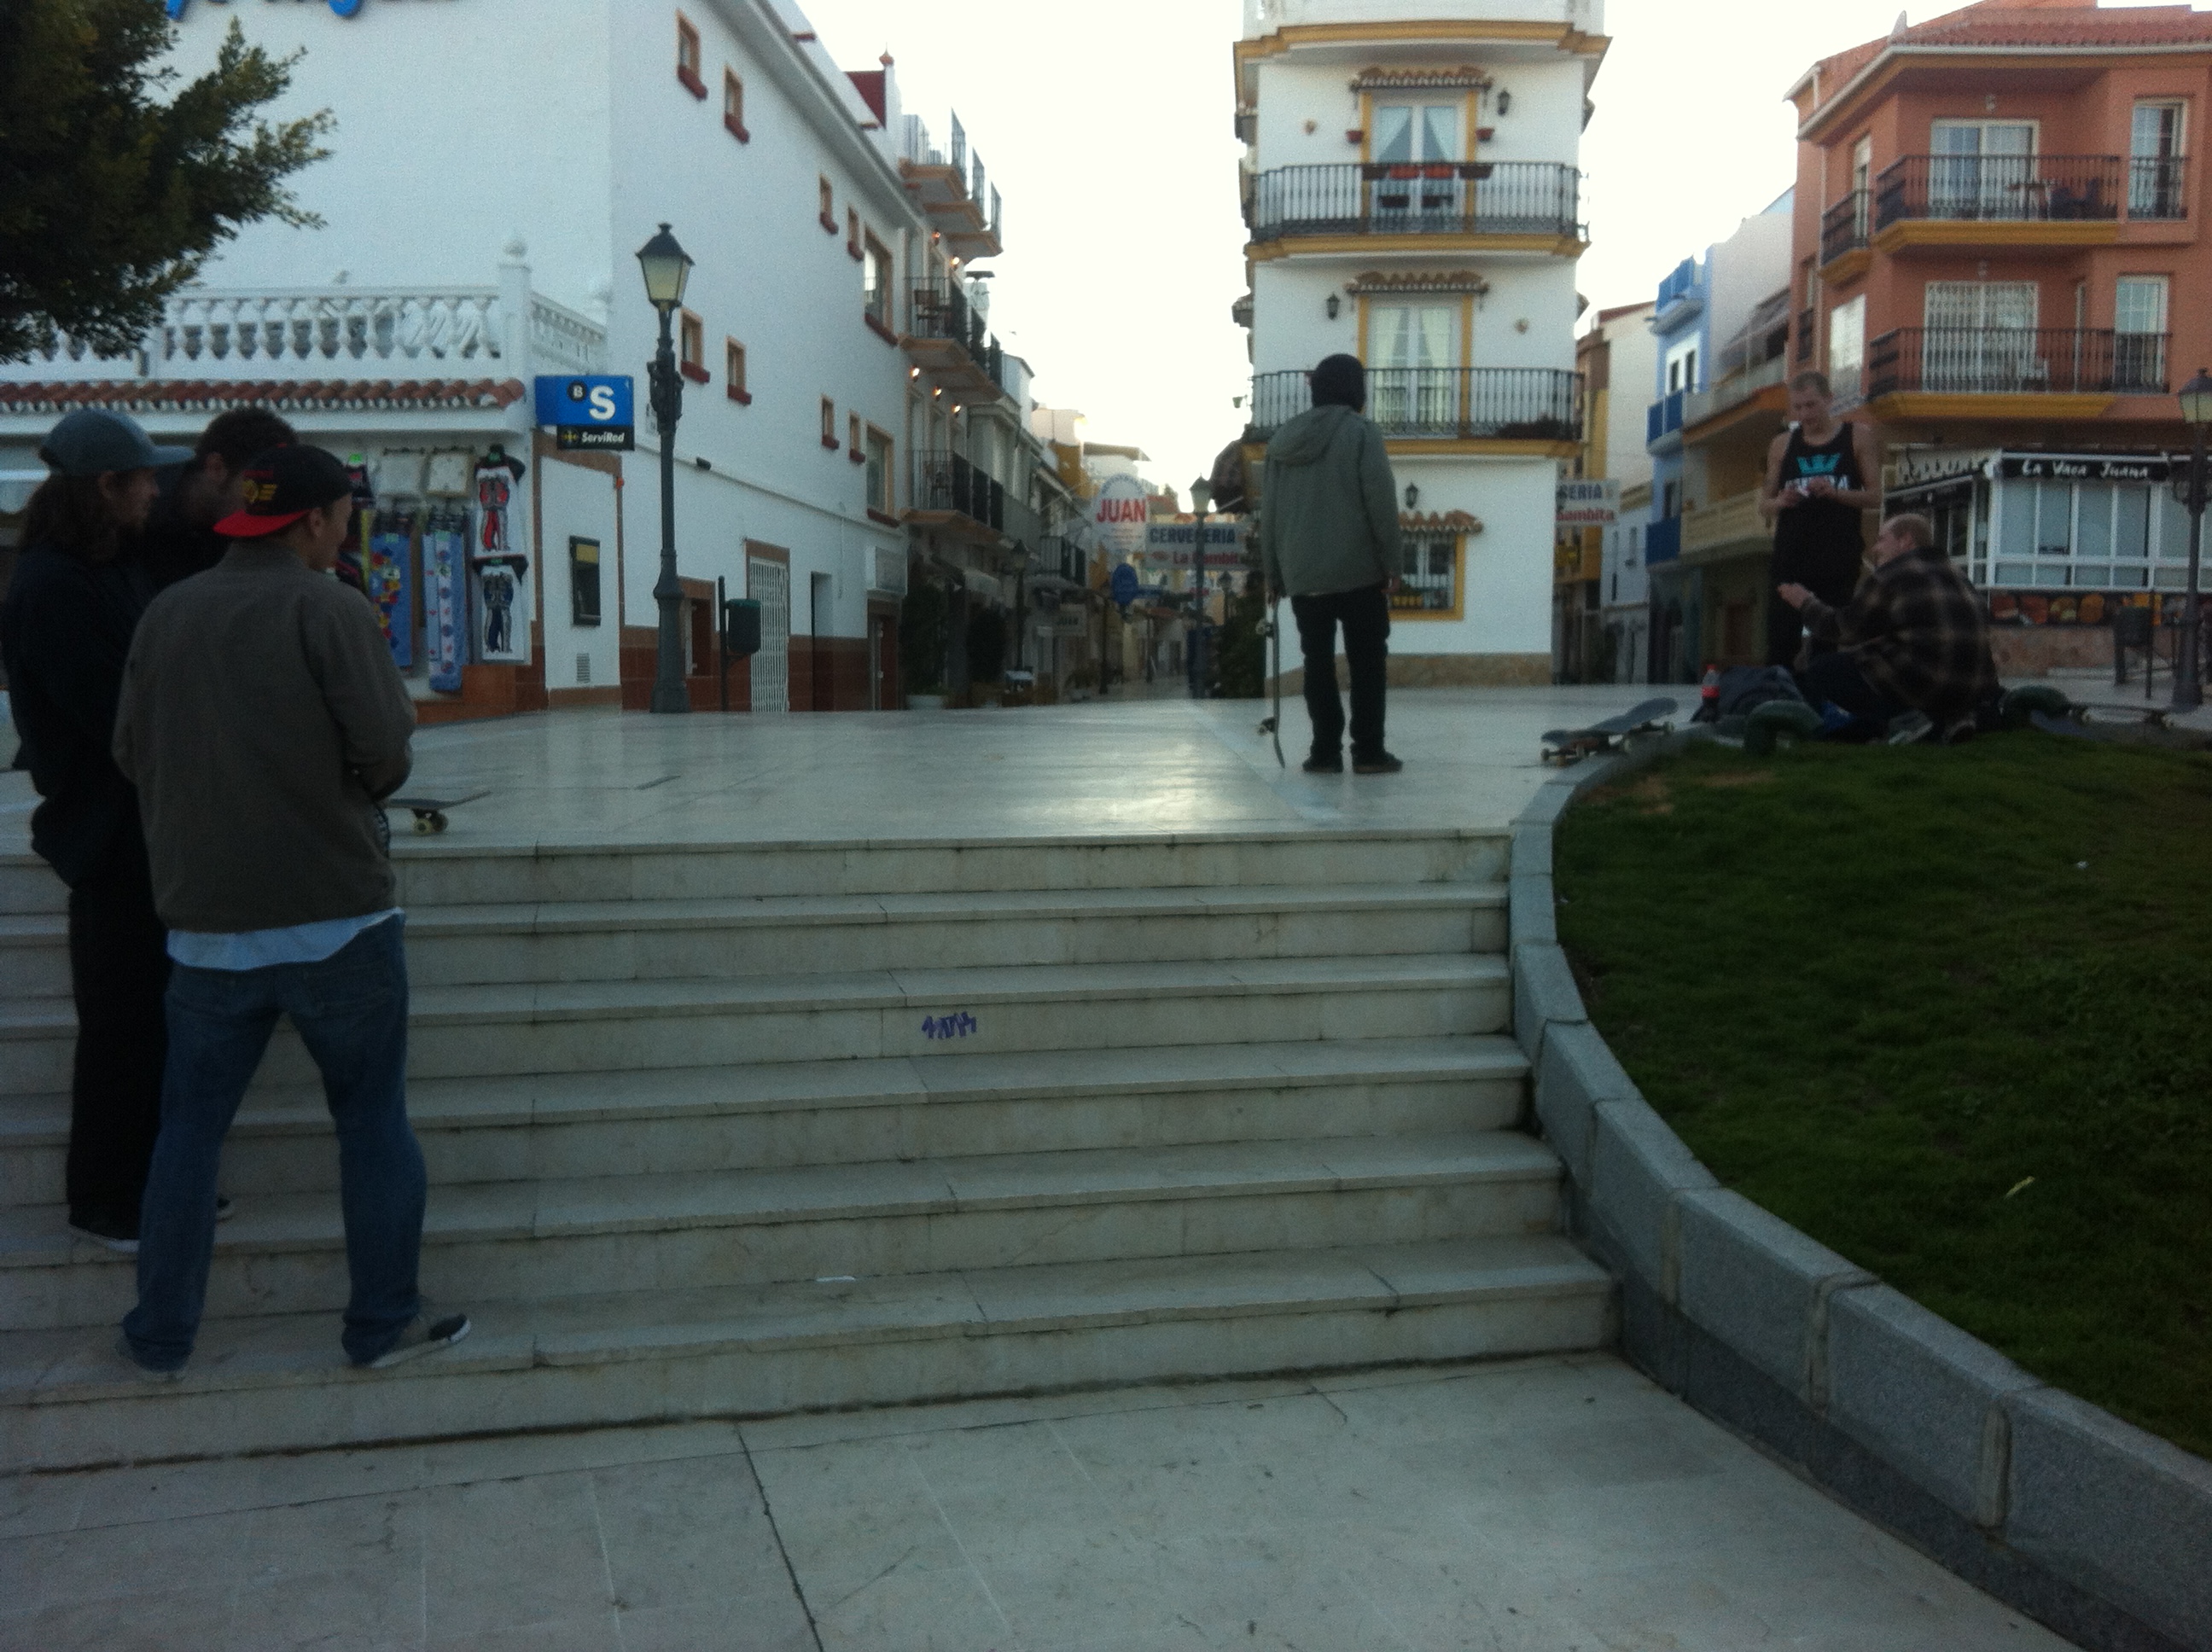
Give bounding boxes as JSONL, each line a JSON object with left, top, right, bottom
{"left": 1266, "top": 403, "right": 1359, "bottom": 468}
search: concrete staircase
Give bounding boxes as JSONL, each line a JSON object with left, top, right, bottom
{"left": 0, "top": 829, "right": 1611, "bottom": 1469}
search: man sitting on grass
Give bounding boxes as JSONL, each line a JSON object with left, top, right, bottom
{"left": 1776, "top": 511, "right": 1998, "bottom": 741}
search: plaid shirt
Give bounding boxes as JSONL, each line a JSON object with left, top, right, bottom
{"left": 1800, "top": 548, "right": 1999, "bottom": 723}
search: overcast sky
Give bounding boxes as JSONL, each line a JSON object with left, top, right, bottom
{"left": 802, "top": 0, "right": 2185, "bottom": 499}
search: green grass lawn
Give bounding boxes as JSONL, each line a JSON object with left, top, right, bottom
{"left": 1554, "top": 733, "right": 2212, "bottom": 1460}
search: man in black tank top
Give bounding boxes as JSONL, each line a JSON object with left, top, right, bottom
{"left": 1761, "top": 370, "right": 1883, "bottom": 666}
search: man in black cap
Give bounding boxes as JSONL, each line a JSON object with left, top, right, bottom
{"left": 2, "top": 409, "right": 195, "bottom": 1253}
{"left": 114, "top": 444, "right": 468, "bottom": 1378}
{"left": 138, "top": 406, "right": 300, "bottom": 590}
{"left": 1259, "top": 354, "right": 1404, "bottom": 774}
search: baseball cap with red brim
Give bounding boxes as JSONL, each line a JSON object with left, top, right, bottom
{"left": 212, "top": 444, "right": 353, "bottom": 538}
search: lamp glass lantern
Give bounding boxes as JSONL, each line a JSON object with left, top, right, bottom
{"left": 636, "top": 223, "right": 694, "bottom": 311}
{"left": 2180, "top": 369, "right": 2212, "bottom": 428}
{"left": 1403, "top": 483, "right": 1420, "bottom": 511}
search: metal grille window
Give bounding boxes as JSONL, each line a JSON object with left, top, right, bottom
{"left": 1393, "top": 533, "right": 1461, "bottom": 618}
{"left": 748, "top": 556, "right": 790, "bottom": 713}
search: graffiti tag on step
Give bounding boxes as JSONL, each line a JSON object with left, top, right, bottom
{"left": 921, "top": 1012, "right": 978, "bottom": 1041}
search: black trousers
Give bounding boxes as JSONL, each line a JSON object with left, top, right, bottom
{"left": 1767, "top": 544, "right": 1864, "bottom": 668}
{"left": 1292, "top": 584, "right": 1390, "bottom": 760}
{"left": 63, "top": 823, "right": 170, "bottom": 1230}
{"left": 1800, "top": 650, "right": 1904, "bottom": 742}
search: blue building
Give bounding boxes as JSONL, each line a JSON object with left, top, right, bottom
{"left": 1640, "top": 189, "right": 1796, "bottom": 681}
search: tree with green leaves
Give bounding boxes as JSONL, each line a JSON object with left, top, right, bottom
{"left": 0, "top": 2, "right": 331, "bottom": 364}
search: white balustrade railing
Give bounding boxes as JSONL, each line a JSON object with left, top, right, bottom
{"left": 20, "top": 285, "right": 607, "bottom": 379}
{"left": 528, "top": 295, "right": 608, "bottom": 375}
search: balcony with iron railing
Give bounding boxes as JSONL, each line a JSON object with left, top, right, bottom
{"left": 1821, "top": 189, "right": 1870, "bottom": 267}
{"left": 1875, "top": 154, "right": 2127, "bottom": 229}
{"left": 901, "top": 282, "right": 1004, "bottom": 399}
{"left": 1248, "top": 367, "right": 1581, "bottom": 441}
{"left": 899, "top": 111, "right": 1004, "bottom": 255}
{"left": 908, "top": 451, "right": 1005, "bottom": 540}
{"left": 1645, "top": 388, "right": 1685, "bottom": 451}
{"left": 1247, "top": 162, "right": 1583, "bottom": 245}
{"left": 1866, "top": 327, "right": 2169, "bottom": 399}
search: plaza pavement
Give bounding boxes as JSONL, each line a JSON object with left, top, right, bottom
{"left": 0, "top": 689, "right": 2087, "bottom": 1649}
{"left": 0, "top": 1355, "right": 2072, "bottom": 1651}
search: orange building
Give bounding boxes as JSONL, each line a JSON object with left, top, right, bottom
{"left": 1791, "top": 0, "right": 2212, "bottom": 672}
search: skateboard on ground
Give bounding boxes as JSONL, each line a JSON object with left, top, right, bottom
{"left": 1256, "top": 601, "right": 1285, "bottom": 768}
{"left": 387, "top": 792, "right": 488, "bottom": 835}
{"left": 1540, "top": 697, "right": 1679, "bottom": 765}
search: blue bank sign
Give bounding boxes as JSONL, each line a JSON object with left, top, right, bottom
{"left": 534, "top": 375, "right": 636, "bottom": 452}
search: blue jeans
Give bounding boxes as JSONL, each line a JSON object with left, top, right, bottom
{"left": 122, "top": 916, "right": 425, "bottom": 1370}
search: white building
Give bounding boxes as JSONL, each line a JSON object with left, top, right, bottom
{"left": 0, "top": 0, "right": 1062, "bottom": 718}
{"left": 1236, "top": 0, "right": 1608, "bottom": 683}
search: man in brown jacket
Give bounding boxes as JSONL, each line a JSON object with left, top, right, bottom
{"left": 114, "top": 444, "right": 468, "bottom": 1377}
{"left": 1778, "top": 511, "right": 2000, "bottom": 737}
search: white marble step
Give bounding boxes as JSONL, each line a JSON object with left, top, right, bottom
{"left": 0, "top": 1131, "right": 1563, "bottom": 1329}
{"left": 0, "top": 1037, "right": 1529, "bottom": 1208}
{"left": 0, "top": 1235, "right": 1615, "bottom": 1470}
{"left": 0, "top": 952, "right": 1511, "bottom": 1096}
{"left": 0, "top": 882, "right": 1507, "bottom": 999}
{"left": 386, "top": 829, "right": 1511, "bottom": 908}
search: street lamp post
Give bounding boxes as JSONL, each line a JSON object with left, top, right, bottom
{"left": 2174, "top": 368, "right": 2212, "bottom": 713}
{"left": 1188, "top": 477, "right": 1212, "bottom": 699}
{"left": 637, "top": 223, "right": 696, "bottom": 715}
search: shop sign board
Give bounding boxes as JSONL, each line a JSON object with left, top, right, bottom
{"left": 534, "top": 375, "right": 636, "bottom": 452}
{"left": 1109, "top": 563, "right": 1140, "bottom": 606}
{"left": 1136, "top": 521, "right": 1242, "bottom": 568}
{"left": 2000, "top": 454, "right": 2170, "bottom": 484}
{"left": 1555, "top": 479, "right": 1618, "bottom": 526}
{"left": 1091, "top": 475, "right": 1150, "bottom": 557}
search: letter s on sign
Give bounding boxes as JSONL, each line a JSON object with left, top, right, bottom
{"left": 588, "top": 386, "right": 617, "bottom": 422}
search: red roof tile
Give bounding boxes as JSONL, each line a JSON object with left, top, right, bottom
{"left": 0, "top": 378, "right": 527, "bottom": 414}
{"left": 1806, "top": 2, "right": 2212, "bottom": 116}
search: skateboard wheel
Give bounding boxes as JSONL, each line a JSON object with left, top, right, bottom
{"left": 429, "top": 812, "right": 450, "bottom": 834}
{"left": 412, "top": 817, "right": 433, "bottom": 835}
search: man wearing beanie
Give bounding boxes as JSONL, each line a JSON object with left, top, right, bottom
{"left": 113, "top": 443, "right": 468, "bottom": 1378}
{"left": 1259, "top": 354, "right": 1404, "bottom": 774}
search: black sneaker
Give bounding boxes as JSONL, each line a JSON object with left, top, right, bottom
{"left": 1301, "top": 753, "right": 1344, "bottom": 774}
{"left": 1353, "top": 751, "right": 1405, "bottom": 775}
{"left": 357, "top": 1311, "right": 472, "bottom": 1370}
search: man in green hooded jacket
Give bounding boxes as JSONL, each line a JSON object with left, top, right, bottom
{"left": 1259, "top": 354, "right": 1403, "bottom": 774}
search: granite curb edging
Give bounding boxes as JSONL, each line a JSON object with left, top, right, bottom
{"left": 1511, "top": 729, "right": 2211, "bottom": 1652}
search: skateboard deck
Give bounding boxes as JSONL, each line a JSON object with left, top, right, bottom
{"left": 1541, "top": 697, "right": 1679, "bottom": 765}
{"left": 2061, "top": 701, "right": 2176, "bottom": 729}
{"left": 387, "top": 792, "right": 489, "bottom": 835}
{"left": 1256, "top": 603, "right": 1285, "bottom": 768}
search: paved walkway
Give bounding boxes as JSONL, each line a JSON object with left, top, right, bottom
{"left": 154, "top": 687, "right": 1659, "bottom": 852}
{"left": 0, "top": 689, "right": 2088, "bottom": 1648}
{"left": 0, "top": 1355, "right": 2070, "bottom": 1652}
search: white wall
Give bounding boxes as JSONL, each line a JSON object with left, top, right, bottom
{"left": 154, "top": 0, "right": 616, "bottom": 310}
{"left": 537, "top": 453, "right": 625, "bottom": 694}
{"left": 1386, "top": 456, "right": 1555, "bottom": 657}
